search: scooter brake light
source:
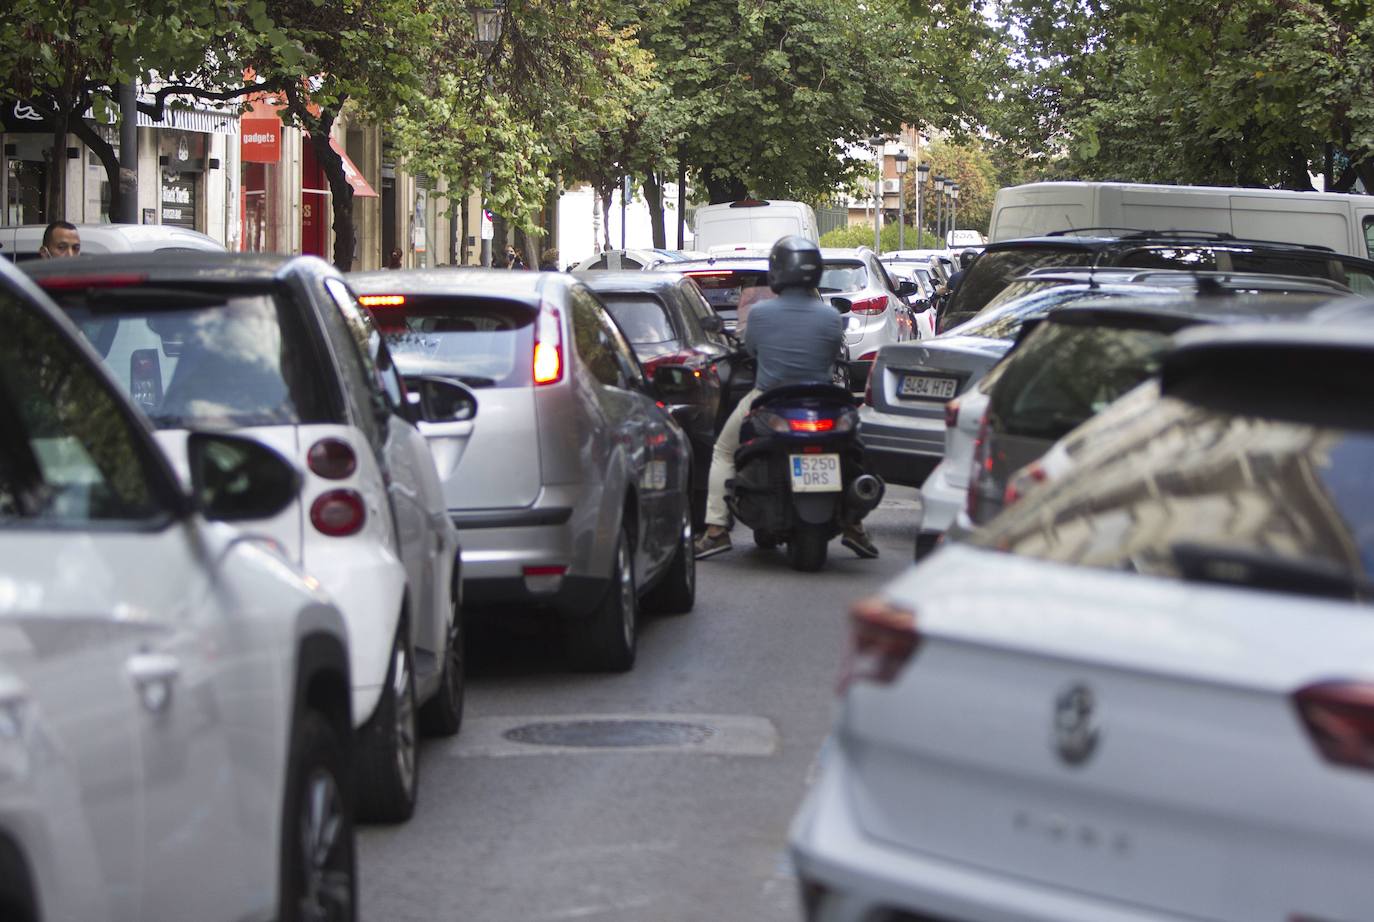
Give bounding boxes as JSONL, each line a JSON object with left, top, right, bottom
{"left": 789, "top": 418, "right": 835, "bottom": 433}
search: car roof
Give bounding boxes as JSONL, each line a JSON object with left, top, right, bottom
{"left": 577, "top": 271, "right": 688, "bottom": 294}
{"left": 348, "top": 267, "right": 572, "bottom": 305}
{"left": 818, "top": 248, "right": 873, "bottom": 261}
{"left": 22, "top": 250, "right": 312, "bottom": 284}
{"left": 1013, "top": 267, "right": 1352, "bottom": 294}
{"left": 984, "top": 232, "right": 1374, "bottom": 266}
{"left": 1045, "top": 291, "right": 1338, "bottom": 331}
{"left": 668, "top": 258, "right": 769, "bottom": 271}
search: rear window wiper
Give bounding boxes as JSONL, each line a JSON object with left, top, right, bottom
{"left": 1169, "top": 542, "right": 1374, "bottom": 602}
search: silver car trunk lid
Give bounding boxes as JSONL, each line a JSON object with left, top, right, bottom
{"left": 871, "top": 336, "right": 1011, "bottom": 419}
{"left": 423, "top": 386, "right": 541, "bottom": 510}
{"left": 841, "top": 545, "right": 1374, "bottom": 922}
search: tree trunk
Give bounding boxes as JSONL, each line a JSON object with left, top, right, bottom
{"left": 71, "top": 117, "right": 123, "bottom": 222}
{"left": 643, "top": 170, "right": 666, "bottom": 248}
{"left": 47, "top": 109, "right": 70, "bottom": 222}
{"left": 459, "top": 194, "right": 471, "bottom": 265}
{"left": 702, "top": 166, "right": 747, "bottom": 204}
{"left": 600, "top": 189, "right": 613, "bottom": 251}
{"left": 522, "top": 226, "right": 539, "bottom": 270}
{"left": 308, "top": 120, "right": 356, "bottom": 272}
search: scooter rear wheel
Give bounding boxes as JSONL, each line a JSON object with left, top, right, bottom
{"left": 753, "top": 529, "right": 780, "bottom": 550}
{"left": 787, "top": 524, "right": 829, "bottom": 572}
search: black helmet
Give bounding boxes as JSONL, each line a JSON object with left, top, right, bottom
{"left": 959, "top": 248, "right": 979, "bottom": 269}
{"left": 768, "top": 235, "right": 823, "bottom": 292}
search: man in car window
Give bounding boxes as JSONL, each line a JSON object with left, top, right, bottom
{"left": 39, "top": 221, "right": 81, "bottom": 259}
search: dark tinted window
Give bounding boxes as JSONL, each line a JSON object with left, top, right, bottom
{"left": 989, "top": 321, "right": 1173, "bottom": 439}
{"left": 366, "top": 294, "right": 535, "bottom": 388}
{"left": 0, "top": 291, "right": 163, "bottom": 523}
{"left": 600, "top": 295, "right": 678, "bottom": 346}
{"left": 683, "top": 269, "right": 770, "bottom": 310}
{"left": 59, "top": 287, "right": 334, "bottom": 430}
{"left": 571, "top": 288, "right": 624, "bottom": 387}
{"left": 976, "top": 369, "right": 1374, "bottom": 601}
{"left": 947, "top": 247, "right": 1097, "bottom": 316}
{"left": 1364, "top": 218, "right": 1374, "bottom": 259}
{"left": 1116, "top": 246, "right": 1218, "bottom": 271}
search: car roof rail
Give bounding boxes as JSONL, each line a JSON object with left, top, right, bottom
{"left": 1116, "top": 229, "right": 1238, "bottom": 241}
{"left": 1044, "top": 226, "right": 1154, "bottom": 237}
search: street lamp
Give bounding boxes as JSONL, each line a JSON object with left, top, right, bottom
{"left": 471, "top": 4, "right": 505, "bottom": 266}
{"left": 894, "top": 151, "right": 909, "bottom": 251}
{"left": 868, "top": 136, "right": 885, "bottom": 252}
{"left": 950, "top": 182, "right": 960, "bottom": 242}
{"left": 933, "top": 176, "right": 946, "bottom": 248}
{"left": 915, "top": 161, "right": 929, "bottom": 248}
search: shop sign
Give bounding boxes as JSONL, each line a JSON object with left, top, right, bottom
{"left": 241, "top": 117, "right": 281, "bottom": 163}
{"left": 161, "top": 172, "right": 198, "bottom": 227}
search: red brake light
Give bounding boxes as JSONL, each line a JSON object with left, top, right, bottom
{"left": 944, "top": 398, "right": 961, "bottom": 429}
{"left": 1294, "top": 682, "right": 1374, "bottom": 771}
{"left": 857, "top": 350, "right": 880, "bottom": 363}
{"left": 1003, "top": 460, "right": 1047, "bottom": 508}
{"left": 38, "top": 273, "right": 148, "bottom": 291}
{"left": 789, "top": 418, "right": 835, "bottom": 433}
{"left": 310, "top": 489, "right": 366, "bottom": 537}
{"left": 850, "top": 295, "right": 889, "bottom": 315}
{"left": 966, "top": 409, "right": 993, "bottom": 520}
{"left": 358, "top": 294, "right": 406, "bottom": 307}
{"left": 534, "top": 303, "right": 563, "bottom": 385}
{"left": 308, "top": 438, "right": 357, "bottom": 480}
{"left": 837, "top": 597, "right": 921, "bottom": 693}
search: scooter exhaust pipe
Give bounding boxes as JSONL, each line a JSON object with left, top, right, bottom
{"left": 848, "top": 474, "right": 885, "bottom": 512}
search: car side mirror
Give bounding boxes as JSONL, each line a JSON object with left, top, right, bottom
{"left": 831, "top": 297, "right": 853, "bottom": 315}
{"left": 187, "top": 432, "right": 301, "bottom": 522}
{"left": 896, "top": 279, "right": 920, "bottom": 297}
{"left": 408, "top": 376, "right": 478, "bottom": 423}
{"left": 652, "top": 364, "right": 700, "bottom": 402}
{"left": 701, "top": 314, "right": 724, "bottom": 333}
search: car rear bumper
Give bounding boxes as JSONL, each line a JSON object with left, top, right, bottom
{"left": 917, "top": 460, "right": 966, "bottom": 535}
{"left": 790, "top": 742, "right": 1194, "bottom": 922}
{"left": 858, "top": 407, "right": 944, "bottom": 486}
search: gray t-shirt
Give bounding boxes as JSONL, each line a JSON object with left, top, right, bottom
{"left": 743, "top": 290, "right": 844, "bottom": 391}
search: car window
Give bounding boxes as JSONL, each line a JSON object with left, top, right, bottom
{"left": 324, "top": 278, "right": 407, "bottom": 411}
{"left": 598, "top": 304, "right": 646, "bottom": 388}
{"left": 681, "top": 281, "right": 729, "bottom": 346}
{"left": 0, "top": 290, "right": 165, "bottom": 524}
{"left": 819, "top": 262, "right": 867, "bottom": 293}
{"left": 600, "top": 294, "right": 679, "bottom": 346}
{"left": 949, "top": 288, "right": 1133, "bottom": 342}
{"left": 621, "top": 257, "right": 643, "bottom": 269}
{"left": 948, "top": 247, "right": 1097, "bottom": 316}
{"left": 58, "top": 286, "right": 336, "bottom": 431}
{"left": 1335, "top": 257, "right": 1374, "bottom": 296}
{"left": 367, "top": 295, "right": 535, "bottom": 388}
{"left": 974, "top": 382, "right": 1374, "bottom": 602}
{"left": 1364, "top": 217, "right": 1374, "bottom": 260}
{"left": 570, "top": 288, "right": 625, "bottom": 387}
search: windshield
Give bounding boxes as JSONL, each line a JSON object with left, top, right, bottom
{"left": 819, "top": 262, "right": 868, "bottom": 293}
{"left": 945, "top": 288, "right": 1141, "bottom": 342}
{"left": 946, "top": 246, "right": 1098, "bottom": 317}
{"left": 59, "top": 289, "right": 334, "bottom": 429}
{"left": 376, "top": 297, "right": 535, "bottom": 388}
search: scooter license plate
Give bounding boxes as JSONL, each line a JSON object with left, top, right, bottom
{"left": 790, "top": 454, "right": 842, "bottom": 493}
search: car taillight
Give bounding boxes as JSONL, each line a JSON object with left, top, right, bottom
{"left": 849, "top": 295, "right": 888, "bottom": 315}
{"left": 358, "top": 294, "right": 405, "bottom": 307}
{"left": 857, "top": 350, "right": 880, "bottom": 363}
{"left": 534, "top": 303, "right": 563, "bottom": 385}
{"left": 837, "top": 597, "right": 921, "bottom": 694}
{"left": 944, "top": 398, "right": 960, "bottom": 429}
{"left": 1294, "top": 681, "right": 1374, "bottom": 771}
{"left": 37, "top": 273, "right": 148, "bottom": 290}
{"left": 966, "top": 408, "right": 1000, "bottom": 522}
{"left": 308, "top": 438, "right": 357, "bottom": 480}
{"left": 1003, "top": 460, "right": 1046, "bottom": 508}
{"left": 310, "top": 490, "right": 366, "bottom": 537}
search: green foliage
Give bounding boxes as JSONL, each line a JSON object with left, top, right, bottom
{"left": 820, "top": 221, "right": 942, "bottom": 251}
{"left": 909, "top": 138, "right": 999, "bottom": 234}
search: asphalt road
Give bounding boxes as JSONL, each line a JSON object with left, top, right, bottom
{"left": 358, "top": 487, "right": 925, "bottom": 922}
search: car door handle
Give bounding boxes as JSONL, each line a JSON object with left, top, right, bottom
{"left": 126, "top": 653, "right": 179, "bottom": 715}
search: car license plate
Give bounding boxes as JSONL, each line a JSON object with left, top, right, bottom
{"left": 899, "top": 374, "right": 957, "bottom": 400}
{"left": 790, "top": 454, "right": 842, "bottom": 493}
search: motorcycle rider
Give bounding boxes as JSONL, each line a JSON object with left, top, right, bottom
{"left": 694, "top": 235, "right": 881, "bottom": 560}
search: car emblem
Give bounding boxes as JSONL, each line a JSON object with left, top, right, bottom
{"left": 1053, "top": 683, "right": 1099, "bottom": 766}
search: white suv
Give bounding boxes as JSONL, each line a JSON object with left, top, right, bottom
{"left": 27, "top": 253, "right": 468, "bottom": 823}
{"left": 0, "top": 258, "right": 355, "bottom": 921}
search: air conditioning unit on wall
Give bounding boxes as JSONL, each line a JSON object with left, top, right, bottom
{"left": 882, "top": 179, "right": 901, "bottom": 194}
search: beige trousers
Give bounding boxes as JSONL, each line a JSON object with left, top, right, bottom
{"left": 704, "top": 388, "right": 763, "bottom": 528}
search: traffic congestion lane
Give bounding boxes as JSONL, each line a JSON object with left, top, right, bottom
{"left": 358, "top": 488, "right": 924, "bottom": 921}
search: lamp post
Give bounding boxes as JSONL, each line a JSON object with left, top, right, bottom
{"left": 472, "top": 4, "right": 504, "bottom": 267}
{"left": 915, "top": 161, "right": 929, "bottom": 248}
{"left": 894, "top": 151, "right": 909, "bottom": 251}
{"left": 933, "top": 176, "right": 946, "bottom": 247}
{"left": 949, "top": 182, "right": 960, "bottom": 242}
{"left": 868, "top": 136, "right": 884, "bottom": 252}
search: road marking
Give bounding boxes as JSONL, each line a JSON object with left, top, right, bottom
{"left": 447, "top": 712, "right": 779, "bottom": 758}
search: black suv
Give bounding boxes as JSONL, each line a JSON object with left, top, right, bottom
{"left": 940, "top": 230, "right": 1374, "bottom": 331}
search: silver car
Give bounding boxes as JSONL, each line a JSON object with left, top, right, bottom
{"left": 349, "top": 269, "right": 696, "bottom": 672}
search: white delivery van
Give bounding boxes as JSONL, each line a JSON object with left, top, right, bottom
{"left": 692, "top": 199, "right": 819, "bottom": 255}
{"left": 990, "top": 181, "right": 1374, "bottom": 257}
{"left": 0, "top": 223, "right": 226, "bottom": 261}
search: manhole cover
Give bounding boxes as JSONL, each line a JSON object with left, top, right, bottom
{"left": 503, "top": 719, "right": 715, "bottom": 749}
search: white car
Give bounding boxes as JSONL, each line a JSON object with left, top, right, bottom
{"left": 0, "top": 258, "right": 355, "bottom": 921}
{"left": 0, "top": 222, "right": 225, "bottom": 261}
{"left": 27, "top": 252, "right": 470, "bottom": 823}
{"left": 791, "top": 319, "right": 1374, "bottom": 922}
{"left": 912, "top": 384, "right": 988, "bottom": 557}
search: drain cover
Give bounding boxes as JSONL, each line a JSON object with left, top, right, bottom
{"left": 503, "top": 719, "right": 715, "bottom": 749}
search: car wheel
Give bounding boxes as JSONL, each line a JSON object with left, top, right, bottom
{"left": 914, "top": 531, "right": 940, "bottom": 562}
{"left": 566, "top": 527, "right": 637, "bottom": 672}
{"left": 787, "top": 524, "right": 829, "bottom": 572}
{"left": 356, "top": 625, "right": 418, "bottom": 823}
{"left": 644, "top": 511, "right": 695, "bottom": 615}
{"left": 281, "top": 711, "right": 356, "bottom": 922}
{"left": 418, "top": 596, "right": 465, "bottom": 738}
{"left": 753, "top": 529, "right": 780, "bottom": 550}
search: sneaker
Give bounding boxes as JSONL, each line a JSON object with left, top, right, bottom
{"left": 841, "top": 528, "right": 880, "bottom": 559}
{"left": 693, "top": 530, "right": 733, "bottom": 559}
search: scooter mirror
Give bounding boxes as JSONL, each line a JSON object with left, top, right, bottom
{"left": 831, "top": 297, "right": 853, "bottom": 315}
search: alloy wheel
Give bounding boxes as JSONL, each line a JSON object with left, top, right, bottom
{"left": 392, "top": 643, "right": 416, "bottom": 796}
{"left": 298, "top": 768, "right": 352, "bottom": 922}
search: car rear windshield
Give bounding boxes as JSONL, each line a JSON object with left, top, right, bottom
{"left": 373, "top": 295, "right": 535, "bottom": 388}
{"left": 976, "top": 356, "right": 1374, "bottom": 601}
{"left": 948, "top": 247, "right": 1098, "bottom": 317}
{"left": 57, "top": 287, "right": 335, "bottom": 429}
{"left": 989, "top": 321, "right": 1174, "bottom": 439}
{"left": 819, "top": 262, "right": 867, "bottom": 293}
{"left": 599, "top": 294, "right": 679, "bottom": 346}
{"left": 683, "top": 269, "right": 770, "bottom": 311}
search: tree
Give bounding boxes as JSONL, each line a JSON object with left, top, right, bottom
{"left": 908, "top": 138, "right": 999, "bottom": 234}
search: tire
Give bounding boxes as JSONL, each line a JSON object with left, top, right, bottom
{"left": 418, "top": 599, "right": 464, "bottom": 738}
{"left": 644, "top": 512, "right": 695, "bottom": 615}
{"left": 753, "top": 529, "right": 780, "bottom": 550}
{"left": 355, "top": 626, "right": 418, "bottom": 823}
{"left": 280, "top": 711, "right": 356, "bottom": 922}
{"left": 566, "top": 528, "right": 637, "bottom": 672}
{"left": 914, "top": 531, "right": 940, "bottom": 562}
{"left": 787, "top": 524, "right": 829, "bottom": 572}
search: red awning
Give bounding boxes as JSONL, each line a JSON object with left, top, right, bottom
{"left": 329, "top": 136, "right": 377, "bottom": 198}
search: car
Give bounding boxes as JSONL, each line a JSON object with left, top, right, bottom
{"left": 578, "top": 271, "right": 741, "bottom": 529}
{"left": 346, "top": 268, "right": 697, "bottom": 672}
{"left": 791, "top": 317, "right": 1374, "bottom": 922}
{"left": 571, "top": 248, "right": 708, "bottom": 271}
{"left": 24, "top": 252, "right": 467, "bottom": 823}
{"left": 691, "top": 199, "right": 820, "bottom": 254}
{"left": 937, "top": 229, "right": 1374, "bottom": 332}
{"left": 0, "top": 222, "right": 225, "bottom": 261}
{"left": 0, "top": 256, "right": 354, "bottom": 921}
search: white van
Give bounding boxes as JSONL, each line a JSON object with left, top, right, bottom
{"left": 990, "top": 181, "right": 1374, "bottom": 257}
{"left": 0, "top": 223, "right": 225, "bottom": 261}
{"left": 692, "top": 199, "right": 819, "bottom": 255}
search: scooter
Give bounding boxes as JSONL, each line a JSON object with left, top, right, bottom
{"left": 726, "top": 383, "right": 885, "bottom": 572}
